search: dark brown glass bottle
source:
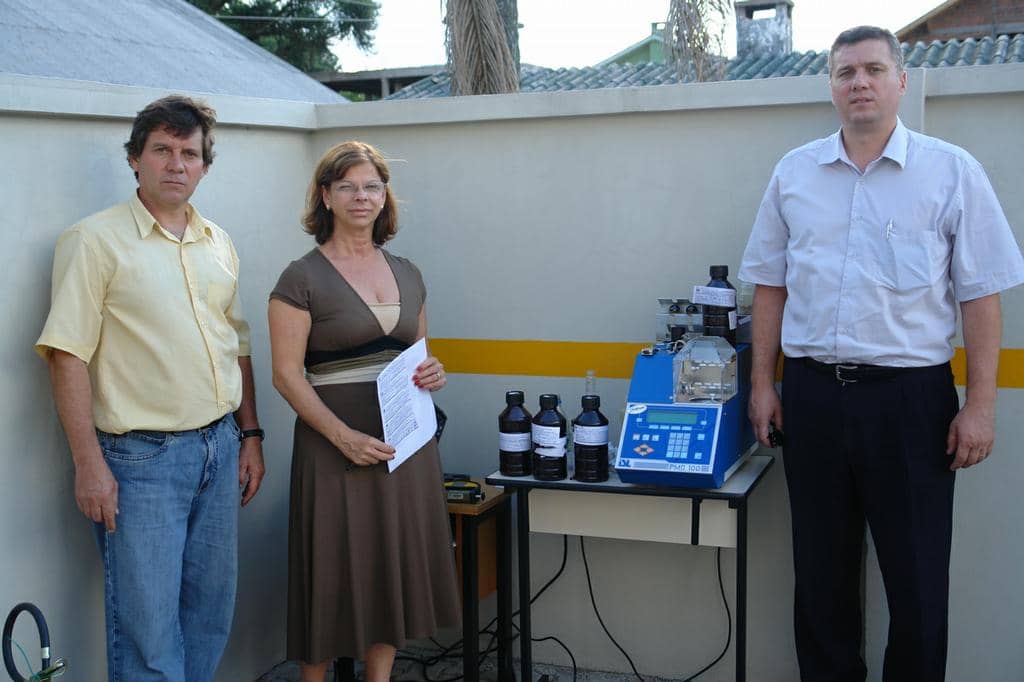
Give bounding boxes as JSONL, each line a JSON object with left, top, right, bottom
{"left": 499, "top": 390, "right": 532, "bottom": 476}
{"left": 531, "top": 394, "right": 567, "bottom": 481}
{"left": 573, "top": 395, "right": 609, "bottom": 482}
{"left": 702, "top": 264, "right": 737, "bottom": 346}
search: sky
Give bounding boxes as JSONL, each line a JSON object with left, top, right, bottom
{"left": 333, "top": 0, "right": 943, "bottom": 72}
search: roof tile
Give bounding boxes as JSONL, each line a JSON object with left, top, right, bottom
{"left": 388, "top": 35, "right": 1024, "bottom": 100}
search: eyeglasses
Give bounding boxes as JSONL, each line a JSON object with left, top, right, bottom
{"left": 333, "top": 182, "right": 387, "bottom": 198}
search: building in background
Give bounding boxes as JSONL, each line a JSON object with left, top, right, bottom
{"left": 597, "top": 22, "right": 668, "bottom": 66}
{"left": 0, "top": 0, "right": 343, "bottom": 103}
{"left": 897, "top": 0, "right": 1024, "bottom": 43}
{"left": 388, "top": 0, "right": 1024, "bottom": 100}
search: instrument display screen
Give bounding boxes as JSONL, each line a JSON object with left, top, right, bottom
{"left": 645, "top": 409, "right": 699, "bottom": 425}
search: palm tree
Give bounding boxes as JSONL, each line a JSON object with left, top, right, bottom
{"left": 665, "top": 0, "right": 731, "bottom": 82}
{"left": 444, "top": 0, "right": 519, "bottom": 96}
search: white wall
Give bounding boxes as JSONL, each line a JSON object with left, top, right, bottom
{"left": 1, "top": 64, "right": 1022, "bottom": 681}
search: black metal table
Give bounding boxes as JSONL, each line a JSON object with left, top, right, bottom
{"left": 447, "top": 481, "right": 514, "bottom": 682}
{"left": 486, "top": 454, "right": 774, "bottom": 682}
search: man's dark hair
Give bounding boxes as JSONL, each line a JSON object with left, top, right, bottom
{"left": 828, "top": 26, "right": 905, "bottom": 76}
{"left": 124, "top": 95, "right": 217, "bottom": 170}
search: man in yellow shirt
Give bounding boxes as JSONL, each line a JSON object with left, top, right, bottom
{"left": 35, "top": 95, "right": 265, "bottom": 682}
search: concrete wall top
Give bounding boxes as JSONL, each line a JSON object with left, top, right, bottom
{"left": 314, "top": 63, "right": 1024, "bottom": 130}
{"left": 5, "top": 62, "right": 1022, "bottom": 132}
{"left": 0, "top": 73, "right": 318, "bottom": 130}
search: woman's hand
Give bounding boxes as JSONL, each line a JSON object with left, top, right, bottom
{"left": 334, "top": 427, "right": 395, "bottom": 466}
{"left": 414, "top": 355, "right": 447, "bottom": 392}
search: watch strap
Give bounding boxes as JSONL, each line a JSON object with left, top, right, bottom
{"left": 240, "top": 428, "right": 265, "bottom": 442}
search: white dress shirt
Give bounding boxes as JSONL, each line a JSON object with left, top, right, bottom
{"left": 739, "top": 119, "right": 1024, "bottom": 367}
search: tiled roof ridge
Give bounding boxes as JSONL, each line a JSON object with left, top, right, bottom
{"left": 387, "top": 33, "right": 1024, "bottom": 100}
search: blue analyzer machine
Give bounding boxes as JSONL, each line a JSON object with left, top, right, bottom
{"left": 614, "top": 342, "right": 757, "bottom": 489}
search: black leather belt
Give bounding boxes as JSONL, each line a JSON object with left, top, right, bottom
{"left": 801, "top": 357, "right": 907, "bottom": 383}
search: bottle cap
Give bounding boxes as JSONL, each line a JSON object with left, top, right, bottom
{"left": 539, "top": 394, "right": 559, "bottom": 410}
{"left": 581, "top": 395, "right": 600, "bottom": 409}
{"left": 710, "top": 264, "right": 729, "bottom": 278}
{"left": 505, "top": 390, "right": 525, "bottom": 406}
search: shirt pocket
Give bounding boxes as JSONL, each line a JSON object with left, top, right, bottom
{"left": 199, "top": 256, "right": 239, "bottom": 312}
{"left": 865, "top": 221, "right": 945, "bottom": 291}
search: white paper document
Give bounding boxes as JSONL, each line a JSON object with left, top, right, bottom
{"left": 377, "top": 338, "right": 437, "bottom": 473}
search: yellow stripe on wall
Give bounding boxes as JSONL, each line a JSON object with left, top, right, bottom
{"left": 431, "top": 339, "right": 646, "bottom": 379}
{"left": 431, "top": 338, "right": 1024, "bottom": 389}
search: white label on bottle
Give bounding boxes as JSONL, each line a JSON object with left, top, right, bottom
{"left": 499, "top": 432, "right": 531, "bottom": 451}
{"left": 532, "top": 424, "right": 566, "bottom": 457}
{"left": 692, "top": 285, "right": 736, "bottom": 308}
{"left": 728, "top": 310, "right": 737, "bottom": 330}
{"left": 573, "top": 424, "right": 609, "bottom": 446}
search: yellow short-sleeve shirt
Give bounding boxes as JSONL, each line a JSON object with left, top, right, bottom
{"left": 35, "top": 195, "right": 251, "bottom": 434}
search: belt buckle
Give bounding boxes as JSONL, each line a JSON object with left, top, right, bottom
{"left": 835, "top": 364, "right": 860, "bottom": 384}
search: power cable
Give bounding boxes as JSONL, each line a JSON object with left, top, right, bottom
{"left": 11, "top": 640, "right": 33, "bottom": 678}
{"left": 309, "top": 533, "right": 732, "bottom": 682}
{"left": 395, "top": 534, "right": 573, "bottom": 682}
{"left": 579, "top": 537, "right": 644, "bottom": 681}
{"left": 682, "top": 547, "right": 732, "bottom": 681}
{"left": 215, "top": 15, "right": 375, "bottom": 23}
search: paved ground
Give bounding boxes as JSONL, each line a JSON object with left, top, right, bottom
{"left": 256, "top": 647, "right": 689, "bottom": 681}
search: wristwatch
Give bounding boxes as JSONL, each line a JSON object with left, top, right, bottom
{"left": 240, "top": 428, "right": 265, "bottom": 442}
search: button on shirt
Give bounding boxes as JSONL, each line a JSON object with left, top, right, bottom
{"left": 35, "top": 195, "right": 251, "bottom": 433}
{"left": 739, "top": 120, "right": 1024, "bottom": 367}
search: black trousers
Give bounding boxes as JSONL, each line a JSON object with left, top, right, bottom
{"left": 781, "top": 357, "right": 958, "bottom": 682}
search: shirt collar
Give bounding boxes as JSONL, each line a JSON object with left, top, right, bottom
{"left": 817, "top": 117, "right": 909, "bottom": 170}
{"left": 879, "top": 118, "right": 909, "bottom": 168}
{"left": 128, "top": 192, "right": 212, "bottom": 242}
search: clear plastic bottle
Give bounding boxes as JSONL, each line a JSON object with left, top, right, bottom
{"left": 499, "top": 390, "right": 532, "bottom": 476}
{"left": 573, "top": 395, "right": 609, "bottom": 482}
{"left": 702, "top": 265, "right": 737, "bottom": 346}
{"left": 531, "top": 394, "right": 567, "bottom": 481}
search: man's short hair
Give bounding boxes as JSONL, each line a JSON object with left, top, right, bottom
{"left": 124, "top": 95, "right": 217, "bottom": 169}
{"left": 828, "top": 26, "right": 905, "bottom": 76}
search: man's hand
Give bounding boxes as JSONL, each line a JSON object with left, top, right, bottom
{"left": 946, "top": 402, "right": 994, "bottom": 470}
{"left": 749, "top": 383, "right": 784, "bottom": 448}
{"left": 238, "top": 438, "right": 265, "bottom": 506}
{"left": 75, "top": 455, "right": 118, "bottom": 532}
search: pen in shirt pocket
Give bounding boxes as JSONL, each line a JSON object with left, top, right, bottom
{"left": 884, "top": 219, "right": 896, "bottom": 240}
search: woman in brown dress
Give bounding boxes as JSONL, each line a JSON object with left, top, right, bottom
{"left": 268, "top": 141, "right": 460, "bottom": 682}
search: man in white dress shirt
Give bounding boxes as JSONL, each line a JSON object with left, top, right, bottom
{"left": 739, "top": 26, "right": 1024, "bottom": 681}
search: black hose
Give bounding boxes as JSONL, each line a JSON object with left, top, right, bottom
{"left": 3, "top": 603, "right": 51, "bottom": 682}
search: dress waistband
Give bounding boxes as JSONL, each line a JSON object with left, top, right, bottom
{"left": 307, "top": 361, "right": 390, "bottom": 387}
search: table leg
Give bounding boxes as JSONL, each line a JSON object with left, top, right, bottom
{"left": 335, "top": 657, "right": 355, "bottom": 682}
{"left": 496, "top": 500, "right": 513, "bottom": 680}
{"left": 690, "top": 497, "right": 702, "bottom": 545}
{"left": 735, "top": 500, "right": 748, "bottom": 682}
{"left": 462, "top": 514, "right": 480, "bottom": 682}
{"left": 516, "top": 488, "right": 532, "bottom": 681}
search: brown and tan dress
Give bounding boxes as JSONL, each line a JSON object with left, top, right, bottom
{"left": 270, "top": 247, "right": 460, "bottom": 663}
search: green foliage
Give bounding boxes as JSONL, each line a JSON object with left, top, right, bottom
{"left": 188, "top": 0, "right": 378, "bottom": 73}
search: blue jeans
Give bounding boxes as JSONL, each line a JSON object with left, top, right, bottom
{"left": 94, "top": 415, "right": 241, "bottom": 682}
